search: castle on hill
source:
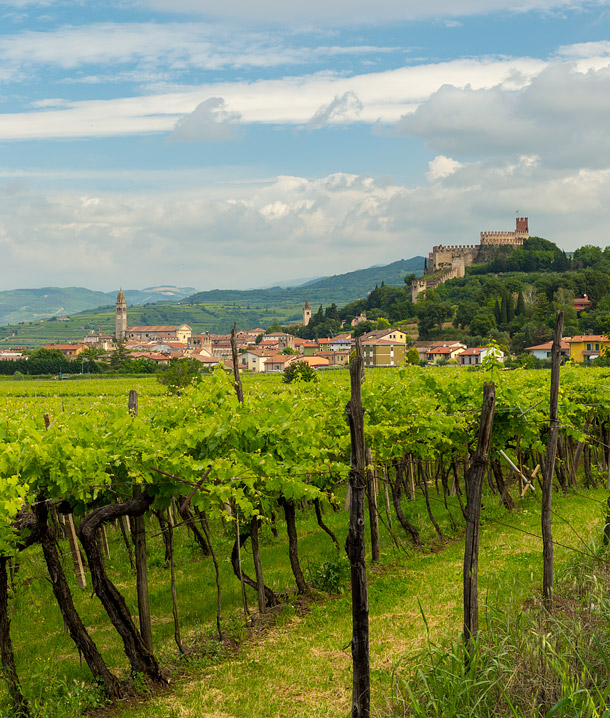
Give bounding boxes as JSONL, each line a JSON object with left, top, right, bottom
{"left": 411, "top": 217, "right": 529, "bottom": 303}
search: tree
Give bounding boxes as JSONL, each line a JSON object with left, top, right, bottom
{"left": 353, "top": 321, "right": 373, "bottom": 338}
{"left": 415, "top": 299, "right": 453, "bottom": 338}
{"left": 406, "top": 347, "right": 420, "bottom": 365}
{"left": 157, "top": 358, "right": 202, "bottom": 393}
{"left": 282, "top": 360, "right": 319, "bottom": 384}
{"left": 110, "top": 341, "right": 129, "bottom": 369}
{"left": 469, "top": 310, "right": 497, "bottom": 337}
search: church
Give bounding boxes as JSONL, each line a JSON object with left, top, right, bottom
{"left": 114, "top": 291, "right": 192, "bottom": 343}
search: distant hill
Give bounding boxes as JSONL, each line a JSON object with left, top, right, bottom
{"left": 0, "top": 285, "right": 196, "bottom": 325}
{"left": 186, "top": 257, "right": 425, "bottom": 307}
{"left": 0, "top": 258, "right": 424, "bottom": 345}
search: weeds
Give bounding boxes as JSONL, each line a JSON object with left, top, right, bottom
{"left": 307, "top": 552, "right": 351, "bottom": 594}
{"left": 390, "top": 550, "right": 610, "bottom": 718}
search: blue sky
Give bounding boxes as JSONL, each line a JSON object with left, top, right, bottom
{"left": 1, "top": 0, "right": 610, "bottom": 291}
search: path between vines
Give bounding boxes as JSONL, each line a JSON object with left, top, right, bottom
{"left": 116, "top": 492, "right": 603, "bottom": 718}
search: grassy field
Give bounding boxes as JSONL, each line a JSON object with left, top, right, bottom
{"left": 108, "top": 488, "right": 607, "bottom": 718}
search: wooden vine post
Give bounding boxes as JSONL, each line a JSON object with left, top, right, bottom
{"left": 129, "top": 390, "right": 153, "bottom": 652}
{"left": 463, "top": 381, "right": 496, "bottom": 654}
{"left": 365, "top": 447, "right": 380, "bottom": 563}
{"left": 345, "top": 338, "right": 370, "bottom": 718}
{"left": 230, "top": 323, "right": 244, "bottom": 404}
{"left": 542, "top": 310, "right": 564, "bottom": 609}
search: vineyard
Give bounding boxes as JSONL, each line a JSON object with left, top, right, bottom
{"left": 1, "top": 359, "right": 610, "bottom": 716}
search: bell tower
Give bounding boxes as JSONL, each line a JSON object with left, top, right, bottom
{"left": 303, "top": 299, "right": 311, "bottom": 327}
{"left": 115, "top": 290, "right": 127, "bottom": 341}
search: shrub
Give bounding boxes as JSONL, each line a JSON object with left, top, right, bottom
{"left": 282, "top": 360, "right": 319, "bottom": 384}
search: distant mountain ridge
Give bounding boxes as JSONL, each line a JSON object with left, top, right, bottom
{"left": 0, "top": 258, "right": 424, "bottom": 333}
{"left": 0, "top": 285, "right": 196, "bottom": 325}
{"left": 185, "top": 257, "right": 425, "bottom": 306}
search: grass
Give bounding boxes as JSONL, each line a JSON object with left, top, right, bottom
{"left": 97, "top": 488, "right": 607, "bottom": 718}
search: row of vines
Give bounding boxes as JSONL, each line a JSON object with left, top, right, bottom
{"left": 0, "top": 360, "right": 609, "bottom": 715}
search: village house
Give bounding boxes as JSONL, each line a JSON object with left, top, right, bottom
{"left": 302, "top": 356, "right": 330, "bottom": 368}
{"left": 302, "top": 341, "right": 320, "bottom": 357}
{"left": 314, "top": 350, "right": 350, "bottom": 367}
{"left": 361, "top": 338, "right": 406, "bottom": 368}
{"left": 573, "top": 295, "right": 592, "bottom": 314}
{"left": 458, "top": 347, "right": 505, "bottom": 366}
{"left": 126, "top": 324, "right": 192, "bottom": 344}
{"left": 327, "top": 333, "right": 352, "bottom": 352}
{"left": 0, "top": 351, "right": 25, "bottom": 361}
{"left": 360, "top": 329, "right": 408, "bottom": 344}
{"left": 43, "top": 343, "right": 86, "bottom": 359}
{"left": 566, "top": 335, "right": 610, "bottom": 362}
{"left": 264, "top": 354, "right": 299, "bottom": 373}
{"left": 524, "top": 340, "right": 571, "bottom": 360}
{"left": 426, "top": 343, "right": 466, "bottom": 364}
{"left": 239, "top": 350, "right": 276, "bottom": 373}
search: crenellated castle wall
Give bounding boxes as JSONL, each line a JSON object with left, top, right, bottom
{"left": 413, "top": 217, "right": 529, "bottom": 303}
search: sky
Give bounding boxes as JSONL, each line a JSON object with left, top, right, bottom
{"left": 1, "top": 1, "right": 610, "bottom": 291}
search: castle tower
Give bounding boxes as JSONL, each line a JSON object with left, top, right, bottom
{"left": 303, "top": 299, "right": 311, "bottom": 327}
{"left": 115, "top": 290, "right": 127, "bottom": 341}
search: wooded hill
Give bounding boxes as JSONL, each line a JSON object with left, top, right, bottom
{"left": 291, "top": 238, "right": 610, "bottom": 356}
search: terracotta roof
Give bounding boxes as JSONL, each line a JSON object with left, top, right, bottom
{"left": 43, "top": 343, "right": 85, "bottom": 350}
{"left": 127, "top": 325, "right": 188, "bottom": 332}
{"left": 460, "top": 348, "right": 483, "bottom": 356}
{"left": 525, "top": 340, "right": 570, "bottom": 351}
{"left": 302, "top": 356, "right": 329, "bottom": 367}
{"left": 361, "top": 338, "right": 404, "bottom": 346}
{"left": 566, "top": 335, "right": 609, "bottom": 342}
{"left": 428, "top": 346, "right": 459, "bottom": 355}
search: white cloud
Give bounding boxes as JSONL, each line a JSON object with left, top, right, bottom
{"left": 395, "top": 62, "right": 610, "bottom": 169}
{"left": 426, "top": 155, "right": 462, "bottom": 180}
{"left": 307, "top": 90, "right": 363, "bottom": 129}
{"left": 0, "top": 21, "right": 398, "bottom": 80}
{"left": 2, "top": 158, "right": 610, "bottom": 290}
{"left": 0, "top": 56, "right": 546, "bottom": 139}
{"left": 139, "top": 0, "right": 610, "bottom": 25}
{"left": 170, "top": 97, "right": 242, "bottom": 141}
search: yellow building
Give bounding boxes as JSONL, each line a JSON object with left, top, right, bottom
{"left": 566, "top": 335, "right": 610, "bottom": 362}
{"left": 361, "top": 338, "right": 406, "bottom": 367}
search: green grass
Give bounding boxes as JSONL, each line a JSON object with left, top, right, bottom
{"left": 99, "top": 488, "right": 607, "bottom": 718}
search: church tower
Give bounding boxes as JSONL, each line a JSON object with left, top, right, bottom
{"left": 303, "top": 299, "right": 311, "bottom": 327}
{"left": 115, "top": 290, "right": 127, "bottom": 341}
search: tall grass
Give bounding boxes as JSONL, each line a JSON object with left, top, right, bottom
{"left": 390, "top": 542, "right": 610, "bottom": 718}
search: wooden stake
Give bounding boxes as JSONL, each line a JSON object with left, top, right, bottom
{"left": 345, "top": 337, "right": 370, "bottom": 718}
{"left": 66, "top": 514, "right": 86, "bottom": 590}
{"left": 542, "top": 310, "right": 564, "bottom": 610}
{"left": 230, "top": 323, "right": 244, "bottom": 404}
{"left": 463, "top": 382, "right": 496, "bottom": 654}
{"left": 365, "top": 448, "right": 380, "bottom": 563}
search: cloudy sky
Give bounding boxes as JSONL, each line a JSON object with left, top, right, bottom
{"left": 1, "top": 0, "right": 610, "bottom": 291}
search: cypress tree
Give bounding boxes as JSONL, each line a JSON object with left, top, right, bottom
{"left": 516, "top": 290, "right": 525, "bottom": 316}
{"left": 507, "top": 291, "right": 515, "bottom": 322}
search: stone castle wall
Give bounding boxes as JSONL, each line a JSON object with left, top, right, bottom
{"left": 413, "top": 218, "right": 529, "bottom": 303}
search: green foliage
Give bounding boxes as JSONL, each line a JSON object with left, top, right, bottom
{"left": 157, "top": 358, "right": 203, "bottom": 393}
{"left": 282, "top": 360, "right": 319, "bottom": 384}
{"left": 306, "top": 552, "right": 350, "bottom": 594}
{"left": 406, "top": 347, "right": 420, "bottom": 366}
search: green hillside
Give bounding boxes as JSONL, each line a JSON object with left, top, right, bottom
{"left": 185, "top": 257, "right": 424, "bottom": 305}
{"left": 0, "top": 258, "right": 424, "bottom": 347}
